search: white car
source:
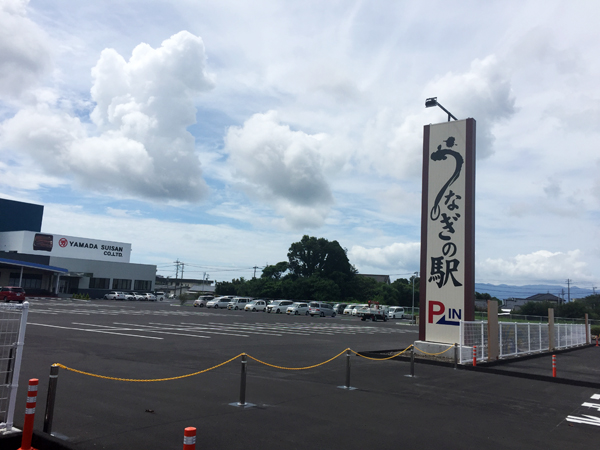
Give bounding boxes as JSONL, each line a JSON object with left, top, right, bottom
{"left": 194, "top": 295, "right": 213, "bottom": 307}
{"left": 388, "top": 306, "right": 405, "bottom": 319}
{"left": 266, "top": 300, "right": 294, "bottom": 314}
{"left": 104, "top": 291, "right": 126, "bottom": 300}
{"left": 207, "top": 296, "right": 234, "bottom": 309}
{"left": 244, "top": 300, "right": 267, "bottom": 312}
{"left": 144, "top": 293, "right": 157, "bottom": 301}
{"left": 342, "top": 305, "right": 355, "bottom": 315}
{"left": 228, "top": 297, "right": 251, "bottom": 310}
{"left": 134, "top": 292, "right": 147, "bottom": 301}
{"left": 287, "top": 302, "right": 310, "bottom": 315}
{"left": 155, "top": 292, "right": 166, "bottom": 301}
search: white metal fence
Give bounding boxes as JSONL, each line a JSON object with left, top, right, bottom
{"left": 555, "top": 323, "right": 588, "bottom": 350}
{"left": 0, "top": 302, "right": 29, "bottom": 432}
{"left": 459, "top": 320, "right": 589, "bottom": 364}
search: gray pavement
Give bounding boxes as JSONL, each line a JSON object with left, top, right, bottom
{"left": 7, "top": 299, "right": 600, "bottom": 449}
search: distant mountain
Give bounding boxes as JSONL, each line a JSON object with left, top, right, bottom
{"left": 474, "top": 283, "right": 595, "bottom": 301}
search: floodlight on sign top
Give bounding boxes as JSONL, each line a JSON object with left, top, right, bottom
{"left": 425, "top": 97, "right": 457, "bottom": 121}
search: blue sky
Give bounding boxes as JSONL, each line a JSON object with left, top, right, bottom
{"left": 1, "top": 0, "right": 599, "bottom": 290}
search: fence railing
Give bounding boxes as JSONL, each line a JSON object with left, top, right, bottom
{"left": 474, "top": 311, "right": 600, "bottom": 326}
{"left": 0, "top": 302, "right": 29, "bottom": 432}
{"left": 459, "top": 319, "right": 589, "bottom": 364}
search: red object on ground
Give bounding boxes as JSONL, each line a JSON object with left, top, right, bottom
{"left": 183, "top": 427, "right": 196, "bottom": 450}
{"left": 18, "top": 378, "right": 39, "bottom": 450}
{"left": 552, "top": 355, "right": 557, "bottom": 378}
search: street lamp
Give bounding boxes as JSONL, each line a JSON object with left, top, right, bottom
{"left": 411, "top": 271, "right": 419, "bottom": 322}
{"left": 425, "top": 97, "right": 458, "bottom": 122}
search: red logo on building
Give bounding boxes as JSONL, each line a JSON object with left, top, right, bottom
{"left": 59, "top": 238, "right": 68, "bottom": 248}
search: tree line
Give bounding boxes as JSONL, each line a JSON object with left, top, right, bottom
{"left": 215, "top": 235, "right": 420, "bottom": 307}
{"left": 516, "top": 295, "right": 600, "bottom": 320}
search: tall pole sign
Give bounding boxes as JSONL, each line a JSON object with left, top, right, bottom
{"left": 419, "top": 118, "right": 476, "bottom": 344}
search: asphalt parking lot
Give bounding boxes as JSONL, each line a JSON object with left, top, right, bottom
{"left": 9, "top": 299, "right": 600, "bottom": 449}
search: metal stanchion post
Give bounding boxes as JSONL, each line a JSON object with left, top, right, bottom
{"left": 338, "top": 349, "right": 356, "bottom": 390}
{"left": 43, "top": 364, "right": 59, "bottom": 434}
{"left": 454, "top": 343, "right": 458, "bottom": 370}
{"left": 410, "top": 346, "right": 415, "bottom": 377}
{"left": 230, "top": 354, "right": 254, "bottom": 407}
{"left": 345, "top": 349, "right": 351, "bottom": 388}
{"left": 239, "top": 354, "right": 247, "bottom": 406}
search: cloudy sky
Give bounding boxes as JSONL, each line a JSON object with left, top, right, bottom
{"left": 1, "top": 0, "right": 599, "bottom": 295}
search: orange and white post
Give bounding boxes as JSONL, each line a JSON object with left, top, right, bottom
{"left": 552, "top": 355, "right": 557, "bottom": 378}
{"left": 183, "top": 427, "right": 196, "bottom": 450}
{"left": 18, "top": 378, "right": 39, "bottom": 450}
{"left": 472, "top": 345, "right": 477, "bottom": 367}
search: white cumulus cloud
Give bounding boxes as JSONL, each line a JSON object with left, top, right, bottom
{"left": 349, "top": 242, "right": 420, "bottom": 271}
{"left": 0, "top": 0, "right": 52, "bottom": 97}
{"left": 224, "top": 111, "right": 334, "bottom": 229}
{"left": 478, "top": 250, "right": 591, "bottom": 284}
{"left": 0, "top": 30, "right": 214, "bottom": 202}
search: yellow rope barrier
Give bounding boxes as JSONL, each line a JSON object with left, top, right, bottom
{"left": 349, "top": 345, "right": 413, "bottom": 361}
{"left": 54, "top": 344, "right": 454, "bottom": 382}
{"left": 245, "top": 349, "right": 347, "bottom": 370}
{"left": 413, "top": 344, "right": 455, "bottom": 356}
{"left": 53, "top": 353, "right": 244, "bottom": 382}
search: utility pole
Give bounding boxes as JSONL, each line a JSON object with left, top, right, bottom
{"left": 174, "top": 259, "right": 180, "bottom": 298}
{"left": 566, "top": 279, "right": 571, "bottom": 303}
{"left": 593, "top": 286, "right": 597, "bottom": 295}
{"left": 179, "top": 262, "right": 185, "bottom": 298}
{"left": 253, "top": 266, "right": 259, "bottom": 278}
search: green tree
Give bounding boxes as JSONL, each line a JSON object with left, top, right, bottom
{"left": 287, "top": 235, "right": 355, "bottom": 278}
{"left": 261, "top": 261, "right": 289, "bottom": 280}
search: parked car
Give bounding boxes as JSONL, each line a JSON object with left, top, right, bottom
{"left": 388, "top": 306, "right": 405, "bottom": 319}
{"left": 124, "top": 291, "right": 138, "bottom": 301}
{"left": 194, "top": 295, "right": 214, "bottom": 307}
{"left": 266, "top": 300, "right": 294, "bottom": 313}
{"left": 309, "top": 302, "right": 336, "bottom": 317}
{"left": 228, "top": 297, "right": 252, "bottom": 310}
{"left": 244, "top": 299, "right": 267, "bottom": 312}
{"left": 333, "top": 303, "right": 348, "bottom": 314}
{"left": 134, "top": 292, "right": 147, "bottom": 301}
{"left": 0, "top": 286, "right": 26, "bottom": 303}
{"left": 287, "top": 302, "right": 310, "bottom": 315}
{"left": 144, "top": 292, "right": 157, "bottom": 301}
{"left": 104, "top": 291, "right": 126, "bottom": 301}
{"left": 207, "top": 296, "right": 234, "bottom": 309}
{"left": 343, "top": 304, "right": 357, "bottom": 315}
{"left": 154, "top": 291, "right": 166, "bottom": 301}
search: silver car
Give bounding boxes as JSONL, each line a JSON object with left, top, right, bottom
{"left": 266, "top": 300, "right": 294, "bottom": 313}
{"left": 308, "top": 302, "right": 336, "bottom": 317}
{"left": 286, "top": 302, "right": 310, "bottom": 315}
{"left": 207, "top": 296, "right": 234, "bottom": 309}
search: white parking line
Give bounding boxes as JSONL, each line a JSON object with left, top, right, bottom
{"left": 566, "top": 393, "right": 600, "bottom": 427}
{"left": 28, "top": 323, "right": 163, "bottom": 339}
{"left": 72, "top": 322, "right": 213, "bottom": 339}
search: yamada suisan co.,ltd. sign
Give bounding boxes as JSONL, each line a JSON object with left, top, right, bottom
{"left": 12, "top": 231, "right": 132, "bottom": 263}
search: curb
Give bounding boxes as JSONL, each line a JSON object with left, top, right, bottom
{"left": 0, "top": 430, "right": 75, "bottom": 450}
{"left": 360, "top": 344, "right": 600, "bottom": 389}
